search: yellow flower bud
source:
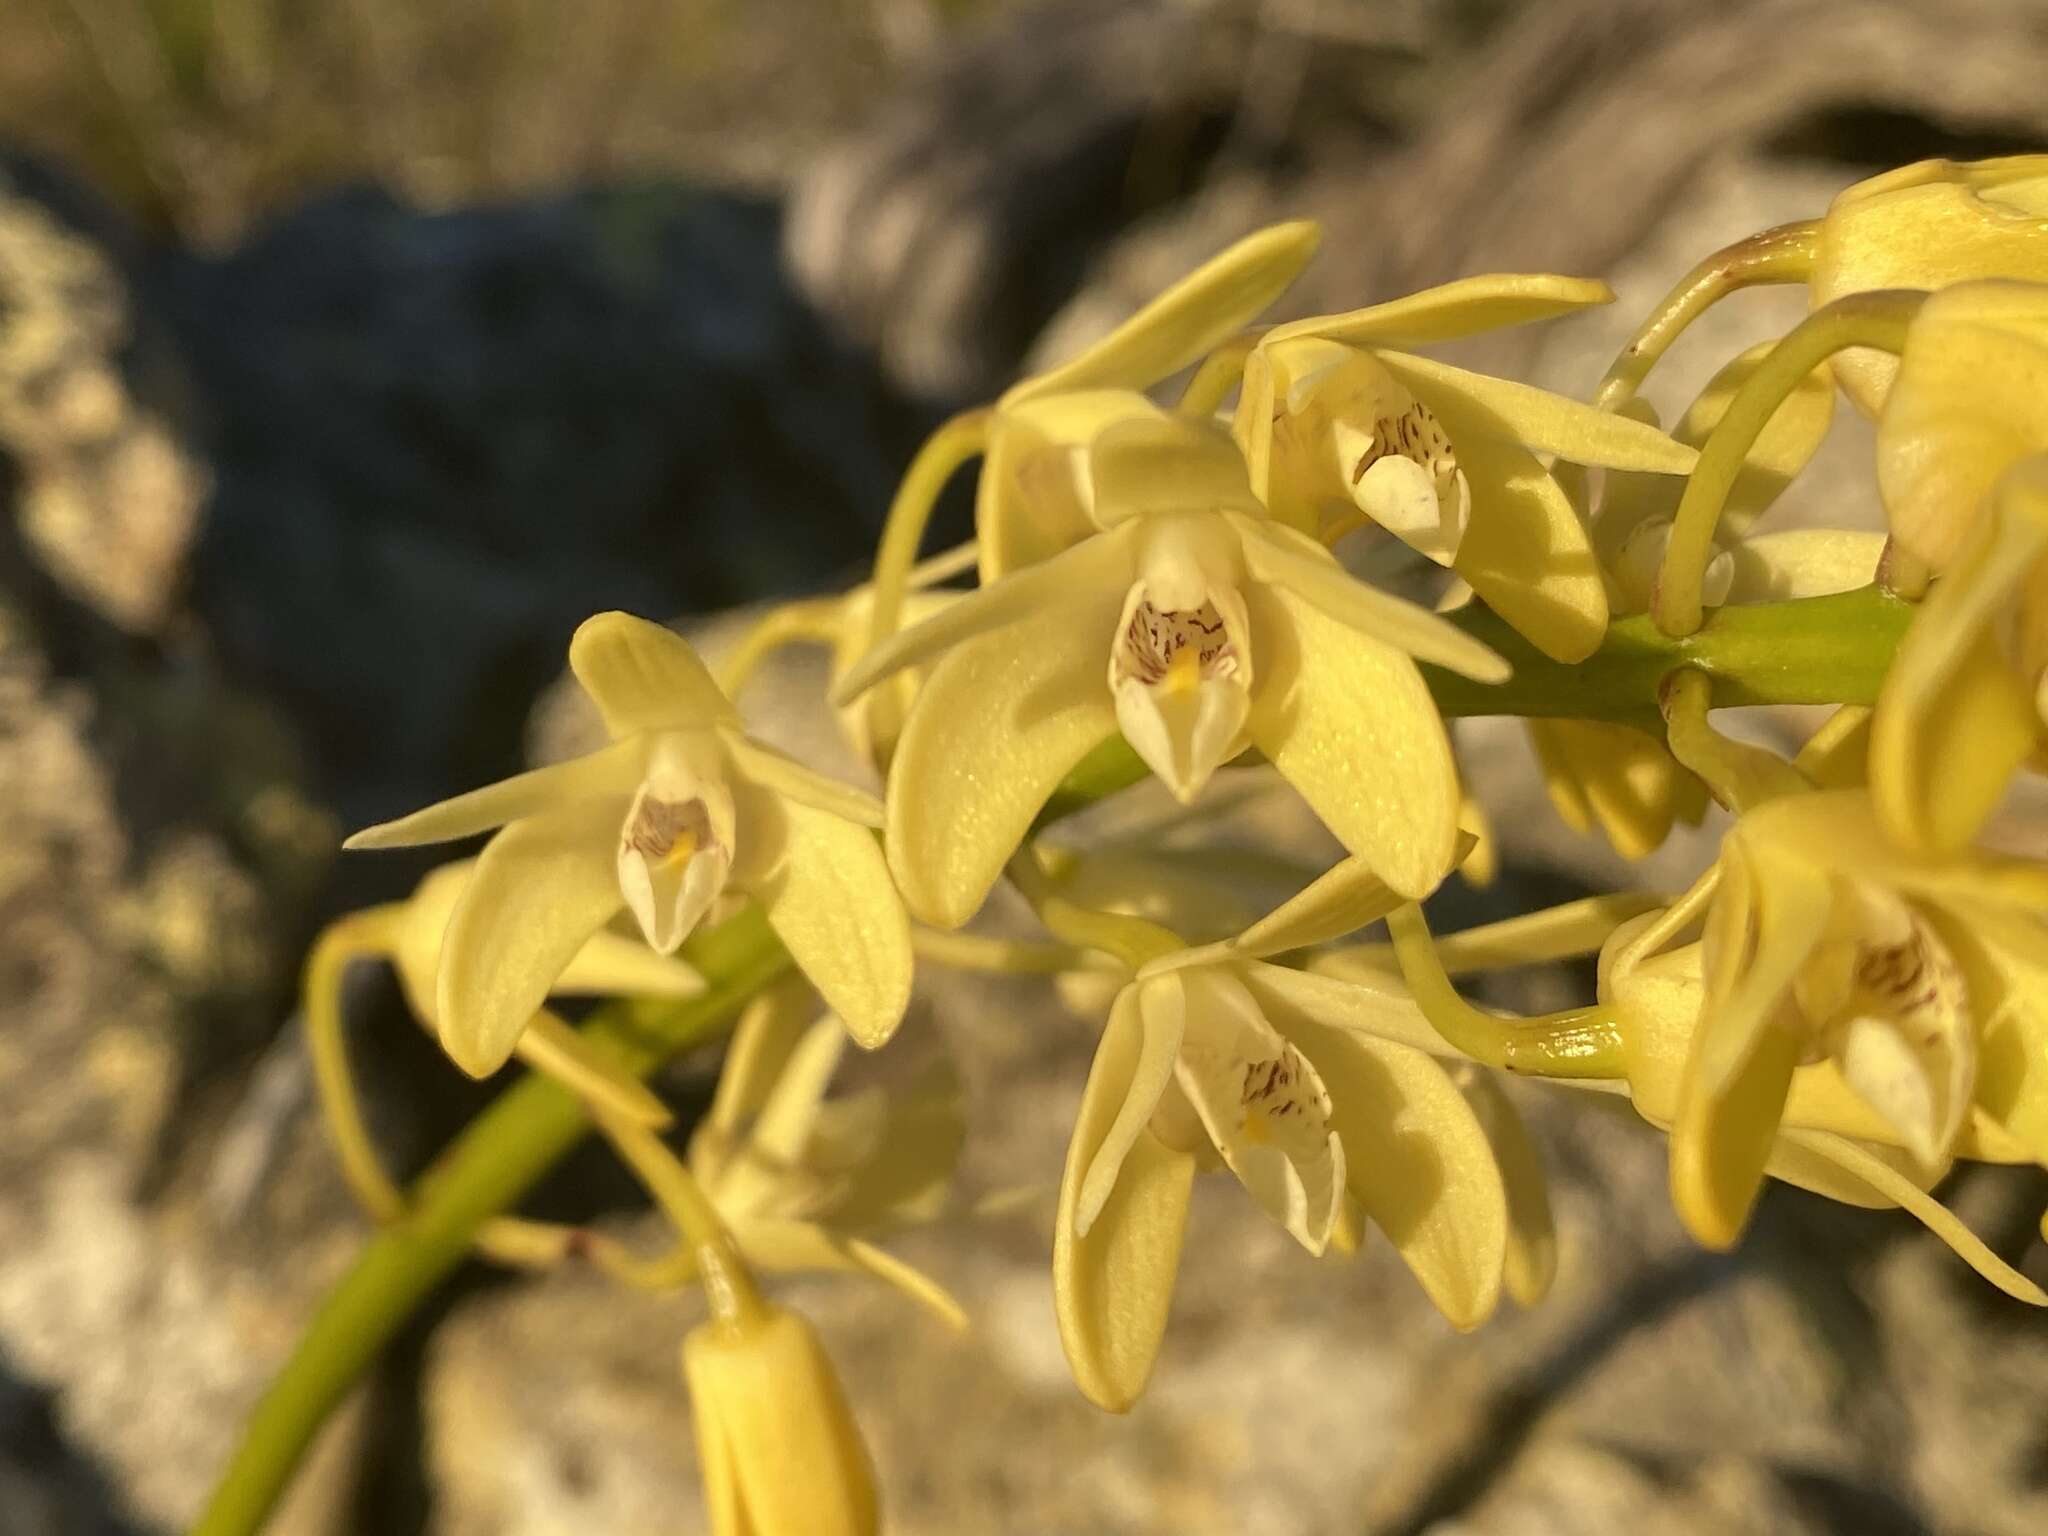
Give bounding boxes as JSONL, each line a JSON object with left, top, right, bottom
{"left": 681, "top": 1306, "right": 878, "bottom": 1536}
{"left": 1811, "top": 156, "right": 2048, "bottom": 416}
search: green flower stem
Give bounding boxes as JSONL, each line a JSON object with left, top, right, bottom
{"left": 187, "top": 908, "right": 790, "bottom": 1536}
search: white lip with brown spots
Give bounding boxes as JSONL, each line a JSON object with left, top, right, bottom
{"left": 617, "top": 732, "right": 738, "bottom": 954}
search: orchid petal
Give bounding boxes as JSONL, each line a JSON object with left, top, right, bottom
{"left": 1233, "top": 515, "right": 1509, "bottom": 681}
{"left": 1674, "top": 343, "right": 1837, "bottom": 531}
{"left": 884, "top": 583, "right": 1123, "bottom": 929}
{"left": 1263, "top": 273, "right": 1612, "bottom": 351}
{"left": 344, "top": 738, "right": 643, "bottom": 850}
{"left": 1055, "top": 986, "right": 1197, "bottom": 1413}
{"left": 1172, "top": 967, "right": 1345, "bottom": 1253}
{"left": 1229, "top": 855, "right": 1407, "bottom": 959}
{"left": 568, "top": 611, "right": 737, "bottom": 737}
{"left": 1075, "top": 981, "right": 1186, "bottom": 1236}
{"left": 1285, "top": 1018, "right": 1508, "bottom": 1328}
{"left": 1374, "top": 350, "right": 1697, "bottom": 474}
{"left": 1012, "top": 221, "right": 1320, "bottom": 403}
{"left": 1087, "top": 414, "right": 1263, "bottom": 521}
{"left": 721, "top": 732, "right": 883, "bottom": 827}
{"left": 1247, "top": 583, "right": 1460, "bottom": 900}
{"left": 835, "top": 521, "right": 1136, "bottom": 705}
{"left": 751, "top": 797, "right": 912, "bottom": 1050}
{"left": 1872, "top": 477, "right": 2047, "bottom": 852}
{"left": 553, "top": 924, "right": 705, "bottom": 1000}
{"left": 703, "top": 976, "right": 820, "bottom": 1144}
{"left": 980, "top": 391, "right": 1158, "bottom": 579}
{"left": 1236, "top": 959, "right": 1442, "bottom": 1056}
{"left": 1453, "top": 1066, "right": 1557, "bottom": 1308}
{"left": 435, "top": 796, "right": 629, "bottom": 1077}
{"left": 1722, "top": 530, "right": 1884, "bottom": 602}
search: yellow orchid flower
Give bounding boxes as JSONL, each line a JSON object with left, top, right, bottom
{"left": 1598, "top": 154, "right": 2048, "bottom": 418}
{"left": 838, "top": 414, "right": 1510, "bottom": 928}
{"left": 1056, "top": 859, "right": 1531, "bottom": 1411}
{"left": 681, "top": 1302, "right": 879, "bottom": 1536}
{"left": 1598, "top": 893, "right": 2047, "bottom": 1304}
{"left": 346, "top": 612, "right": 912, "bottom": 1073}
{"left": 1230, "top": 274, "right": 1698, "bottom": 662}
{"left": 679, "top": 979, "right": 968, "bottom": 1329}
{"left": 1645, "top": 791, "right": 2048, "bottom": 1253}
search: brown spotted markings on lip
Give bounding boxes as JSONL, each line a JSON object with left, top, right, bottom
{"left": 1853, "top": 916, "right": 1965, "bottom": 1037}
{"left": 623, "top": 796, "right": 714, "bottom": 861}
{"left": 1240, "top": 1051, "right": 1305, "bottom": 1119}
{"left": 1351, "top": 402, "right": 1458, "bottom": 485}
{"left": 1120, "top": 600, "right": 1238, "bottom": 685}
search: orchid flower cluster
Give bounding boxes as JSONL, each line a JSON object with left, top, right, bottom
{"left": 307, "top": 157, "right": 2048, "bottom": 1536}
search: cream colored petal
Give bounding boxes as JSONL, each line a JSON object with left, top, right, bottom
{"left": 344, "top": 738, "right": 643, "bottom": 850}
{"left": 745, "top": 1015, "right": 847, "bottom": 1169}
{"left": 1086, "top": 414, "right": 1264, "bottom": 521}
{"left": 1247, "top": 583, "right": 1460, "bottom": 900}
{"left": 884, "top": 584, "right": 1123, "bottom": 929}
{"left": 1236, "top": 960, "right": 1444, "bottom": 1056}
{"left": 1374, "top": 350, "right": 1697, "bottom": 474}
{"left": 1834, "top": 1008, "right": 1971, "bottom": 1169}
{"left": 1453, "top": 1065, "right": 1557, "bottom": 1308}
{"left": 720, "top": 732, "right": 883, "bottom": 828}
{"left": 1284, "top": 1018, "right": 1508, "bottom": 1329}
{"left": 1011, "top": 220, "right": 1320, "bottom": 403}
{"left": 1233, "top": 515, "right": 1509, "bottom": 682}
{"left": 1054, "top": 986, "right": 1198, "bottom": 1413}
{"left": 1075, "top": 982, "right": 1187, "bottom": 1235}
{"left": 552, "top": 924, "right": 705, "bottom": 999}
{"left": 1173, "top": 967, "right": 1345, "bottom": 1253}
{"left": 435, "top": 797, "right": 629, "bottom": 1078}
{"left": 1535, "top": 719, "right": 1686, "bottom": 861}
{"left": 1674, "top": 343, "right": 1837, "bottom": 532}
{"left": 749, "top": 797, "right": 912, "bottom": 1050}
{"left": 734, "top": 1218, "right": 970, "bottom": 1331}
{"left": 1780, "top": 1130, "right": 2047, "bottom": 1304}
{"left": 979, "top": 391, "right": 1158, "bottom": 579}
{"left": 703, "top": 975, "right": 820, "bottom": 1144}
{"left": 1229, "top": 855, "right": 1407, "bottom": 959}
{"left": 568, "top": 611, "right": 737, "bottom": 737}
{"left": 835, "top": 521, "right": 1137, "bottom": 705}
{"left": 1370, "top": 390, "right": 1609, "bottom": 663}
{"left": 1264, "top": 273, "right": 1612, "bottom": 351}
{"left": 1348, "top": 449, "right": 1466, "bottom": 567}
{"left": 1872, "top": 485, "right": 2047, "bottom": 851}
{"left": 1693, "top": 844, "right": 1833, "bottom": 1102}
{"left": 1722, "top": 529, "right": 1884, "bottom": 602}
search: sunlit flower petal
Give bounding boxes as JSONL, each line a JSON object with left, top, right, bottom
{"left": 754, "top": 797, "right": 913, "bottom": 1049}
{"left": 884, "top": 582, "right": 1123, "bottom": 929}
{"left": 1262, "top": 272, "right": 1612, "bottom": 350}
{"left": 570, "top": 610, "right": 739, "bottom": 737}
{"left": 1012, "top": 221, "right": 1320, "bottom": 403}
{"left": 1373, "top": 349, "right": 1697, "bottom": 474}
{"left": 1054, "top": 987, "right": 1197, "bottom": 1413}
{"left": 1248, "top": 582, "right": 1460, "bottom": 900}
{"left": 343, "top": 738, "right": 643, "bottom": 850}
{"left": 436, "top": 796, "right": 630, "bottom": 1077}
{"left": 1452, "top": 1066, "right": 1557, "bottom": 1308}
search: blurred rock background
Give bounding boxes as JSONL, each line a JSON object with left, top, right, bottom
{"left": 0, "top": 1, "right": 2045, "bottom": 1533}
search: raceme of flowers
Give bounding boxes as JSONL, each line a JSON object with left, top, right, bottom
{"left": 311, "top": 156, "right": 2048, "bottom": 1536}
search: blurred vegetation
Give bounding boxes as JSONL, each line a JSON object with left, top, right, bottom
{"left": 0, "top": 0, "right": 967, "bottom": 241}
